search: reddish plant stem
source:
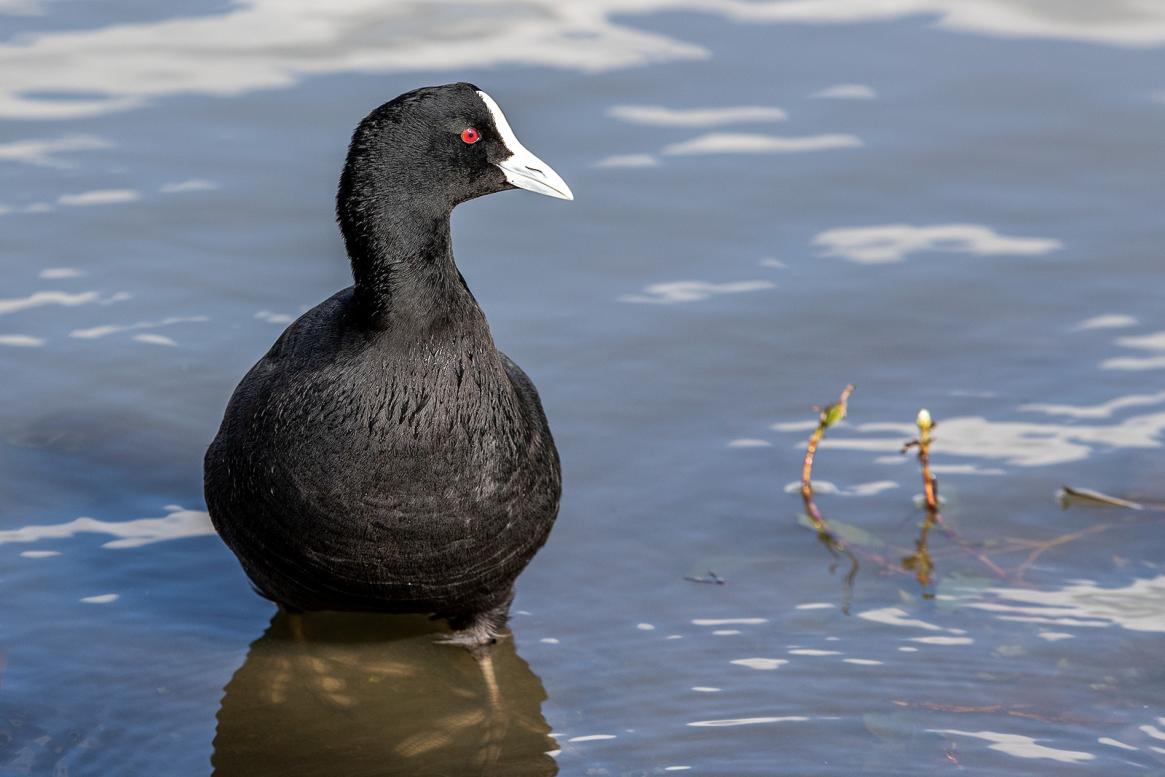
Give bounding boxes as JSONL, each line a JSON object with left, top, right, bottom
{"left": 799, "top": 385, "right": 903, "bottom": 584}
{"left": 908, "top": 418, "right": 1010, "bottom": 582}
{"left": 799, "top": 384, "right": 854, "bottom": 534}
{"left": 800, "top": 424, "right": 829, "bottom": 534}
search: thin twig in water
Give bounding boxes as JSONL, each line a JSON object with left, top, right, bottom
{"left": 1058, "top": 486, "right": 1147, "bottom": 512}
{"left": 684, "top": 570, "right": 726, "bottom": 585}
{"left": 891, "top": 699, "right": 1094, "bottom": 726}
{"left": 1009, "top": 523, "right": 1114, "bottom": 583}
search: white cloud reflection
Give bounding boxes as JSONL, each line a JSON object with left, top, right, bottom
{"left": 133, "top": 333, "right": 178, "bottom": 346}
{"left": 1073, "top": 314, "right": 1137, "bottom": 331}
{"left": 57, "top": 188, "right": 140, "bottom": 206}
{"left": 1115, "top": 331, "right": 1165, "bottom": 351}
{"left": 0, "top": 334, "right": 45, "bottom": 347}
{"left": 1102, "top": 356, "right": 1165, "bottom": 371}
{"left": 819, "top": 409, "right": 1165, "bottom": 467}
{"left": 609, "top": 104, "right": 786, "bottom": 126}
{"left": 782, "top": 479, "right": 898, "bottom": 496}
{"left": 730, "top": 658, "right": 787, "bottom": 670}
{"left": 1020, "top": 390, "right": 1165, "bottom": 420}
{"left": 619, "top": 279, "right": 774, "bottom": 304}
{"left": 970, "top": 576, "right": 1165, "bottom": 633}
{"left": 688, "top": 716, "right": 808, "bottom": 727}
{"left": 0, "top": 134, "right": 110, "bottom": 167}
{"left": 593, "top": 153, "right": 660, "bottom": 168}
{"left": 929, "top": 730, "right": 1095, "bottom": 763}
{"left": 0, "top": 290, "right": 100, "bottom": 315}
{"left": 0, "top": 0, "right": 37, "bottom": 11}
{"left": 0, "top": 0, "right": 702, "bottom": 119}
{"left": 159, "top": 178, "right": 218, "bottom": 193}
{"left": 909, "top": 635, "right": 973, "bottom": 645}
{"left": 728, "top": 438, "right": 771, "bottom": 448}
{"left": 1102, "top": 330, "right": 1165, "bottom": 371}
{"left": 0, "top": 504, "right": 214, "bottom": 549}
{"left": 857, "top": 607, "right": 945, "bottom": 632}
{"left": 2, "top": 1, "right": 1165, "bottom": 120}
{"left": 812, "top": 83, "right": 877, "bottom": 99}
{"left": 255, "top": 310, "right": 294, "bottom": 324}
{"left": 814, "top": 223, "right": 1062, "bottom": 264}
{"left": 663, "top": 132, "right": 861, "bottom": 155}
{"left": 39, "top": 267, "right": 85, "bottom": 279}
{"left": 69, "top": 314, "right": 208, "bottom": 339}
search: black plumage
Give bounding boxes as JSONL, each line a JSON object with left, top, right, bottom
{"left": 204, "top": 83, "right": 569, "bottom": 646}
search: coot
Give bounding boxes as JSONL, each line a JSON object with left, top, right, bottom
{"left": 204, "top": 83, "right": 572, "bottom": 647}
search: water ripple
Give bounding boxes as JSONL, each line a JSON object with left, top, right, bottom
{"left": 662, "top": 132, "right": 861, "bottom": 155}
{"left": 0, "top": 505, "right": 214, "bottom": 549}
{"left": 3, "top": 1, "right": 1163, "bottom": 120}
{"left": 929, "top": 729, "right": 1095, "bottom": 763}
{"left": 814, "top": 223, "right": 1062, "bottom": 264}
{"left": 609, "top": 104, "right": 786, "bottom": 127}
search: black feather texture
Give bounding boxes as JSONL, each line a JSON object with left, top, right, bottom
{"left": 204, "top": 84, "right": 562, "bottom": 644}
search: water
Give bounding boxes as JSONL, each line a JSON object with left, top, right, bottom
{"left": 2, "top": 1, "right": 1165, "bottom": 774}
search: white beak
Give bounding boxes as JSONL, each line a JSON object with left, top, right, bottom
{"left": 477, "top": 90, "right": 574, "bottom": 201}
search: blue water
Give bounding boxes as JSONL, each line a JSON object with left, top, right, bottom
{"left": 2, "top": 2, "right": 1165, "bottom": 774}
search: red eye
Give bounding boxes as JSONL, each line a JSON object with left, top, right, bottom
{"left": 461, "top": 127, "right": 480, "bottom": 144}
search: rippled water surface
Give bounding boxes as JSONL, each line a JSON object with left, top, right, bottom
{"left": 3, "top": 1, "right": 1165, "bottom": 775}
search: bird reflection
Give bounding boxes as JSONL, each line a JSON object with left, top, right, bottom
{"left": 212, "top": 612, "right": 558, "bottom": 777}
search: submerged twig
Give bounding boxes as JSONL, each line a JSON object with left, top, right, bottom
{"left": 1058, "top": 486, "right": 1147, "bottom": 512}
{"left": 1009, "top": 522, "right": 1115, "bottom": 583}
{"left": 891, "top": 698, "right": 1094, "bottom": 726}
{"left": 684, "top": 570, "right": 726, "bottom": 585}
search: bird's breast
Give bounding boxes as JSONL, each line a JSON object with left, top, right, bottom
{"left": 265, "top": 347, "right": 541, "bottom": 513}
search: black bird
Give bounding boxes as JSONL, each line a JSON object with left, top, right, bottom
{"left": 204, "top": 83, "right": 572, "bottom": 647}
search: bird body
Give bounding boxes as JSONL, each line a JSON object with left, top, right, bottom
{"left": 205, "top": 83, "right": 571, "bottom": 645}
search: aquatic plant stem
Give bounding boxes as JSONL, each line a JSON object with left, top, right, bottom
{"left": 800, "top": 384, "right": 854, "bottom": 535}
{"left": 796, "top": 385, "right": 908, "bottom": 606}
{"left": 917, "top": 416, "right": 938, "bottom": 514}
{"left": 903, "top": 512, "right": 937, "bottom": 589}
{"left": 901, "top": 410, "right": 938, "bottom": 589}
{"left": 903, "top": 410, "right": 1009, "bottom": 583}
{"left": 797, "top": 385, "right": 860, "bottom": 608}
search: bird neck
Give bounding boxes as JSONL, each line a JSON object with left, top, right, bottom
{"left": 340, "top": 193, "right": 484, "bottom": 333}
